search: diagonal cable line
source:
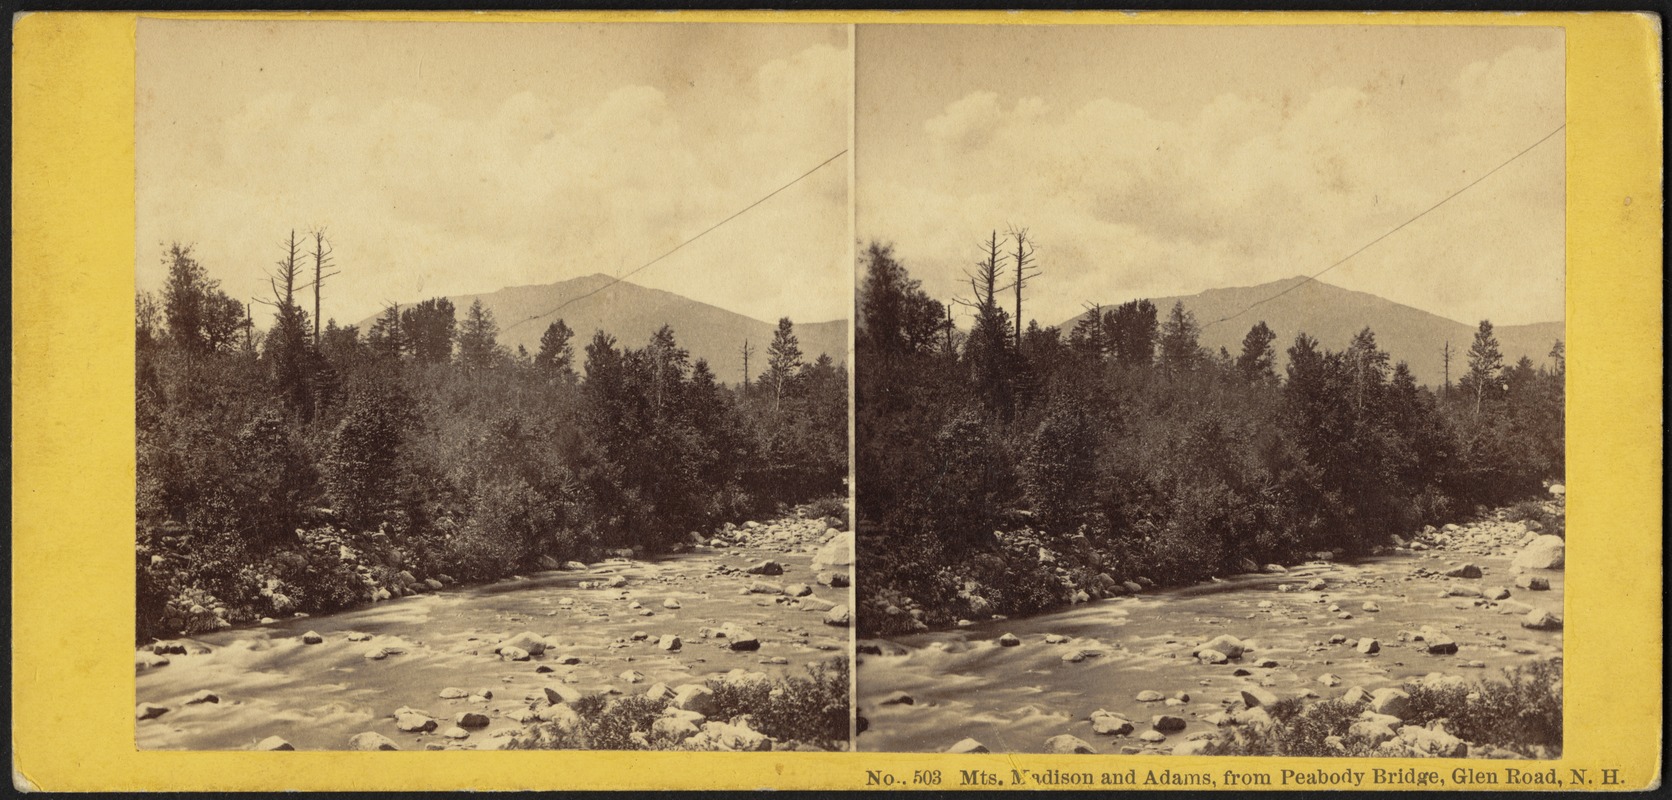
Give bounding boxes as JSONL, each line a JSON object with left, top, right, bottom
{"left": 1202, "top": 123, "right": 1566, "bottom": 330}
{"left": 506, "top": 149, "right": 848, "bottom": 333}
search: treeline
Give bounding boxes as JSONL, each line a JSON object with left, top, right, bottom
{"left": 136, "top": 239, "right": 846, "bottom": 641}
{"left": 857, "top": 237, "right": 1564, "bottom": 635}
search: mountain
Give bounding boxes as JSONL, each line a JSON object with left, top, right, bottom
{"left": 357, "top": 273, "right": 847, "bottom": 385}
{"left": 1060, "top": 277, "right": 1563, "bottom": 388}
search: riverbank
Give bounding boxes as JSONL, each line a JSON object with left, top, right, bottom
{"left": 855, "top": 497, "right": 1564, "bottom": 756}
{"left": 136, "top": 509, "right": 854, "bottom": 751}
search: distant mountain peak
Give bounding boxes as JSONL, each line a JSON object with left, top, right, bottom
{"left": 1064, "top": 278, "right": 1561, "bottom": 388}
{"left": 357, "top": 275, "right": 847, "bottom": 385}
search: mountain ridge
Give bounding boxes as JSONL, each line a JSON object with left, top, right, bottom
{"left": 357, "top": 274, "right": 847, "bottom": 385}
{"left": 1059, "top": 277, "right": 1563, "bottom": 387}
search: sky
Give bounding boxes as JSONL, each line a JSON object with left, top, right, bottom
{"left": 136, "top": 20, "right": 852, "bottom": 327}
{"left": 856, "top": 25, "right": 1566, "bottom": 328}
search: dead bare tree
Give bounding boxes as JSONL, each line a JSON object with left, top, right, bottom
{"left": 739, "top": 339, "right": 755, "bottom": 388}
{"left": 306, "top": 228, "right": 338, "bottom": 347}
{"left": 1441, "top": 340, "right": 1454, "bottom": 394}
{"left": 1008, "top": 226, "right": 1040, "bottom": 348}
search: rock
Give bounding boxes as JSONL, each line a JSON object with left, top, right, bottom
{"left": 254, "top": 736, "right": 294, "bottom": 751}
{"left": 1173, "top": 739, "right": 1212, "bottom": 756}
{"left": 1089, "top": 710, "right": 1134, "bottom": 735}
{"left": 1317, "top": 673, "right": 1343, "bottom": 687}
{"left": 946, "top": 738, "right": 990, "bottom": 754}
{"left": 725, "top": 627, "right": 761, "bottom": 650}
{"left": 500, "top": 646, "right": 531, "bottom": 661}
{"left": 1522, "top": 609, "right": 1563, "bottom": 630}
{"left": 1044, "top": 634, "right": 1068, "bottom": 644}
{"left": 997, "top": 633, "right": 1021, "bottom": 647}
{"left": 1350, "top": 720, "right": 1398, "bottom": 746}
{"left": 746, "top": 560, "right": 784, "bottom": 576}
{"left": 1263, "top": 564, "right": 1287, "bottom": 574}
{"left": 606, "top": 576, "right": 628, "bottom": 589}
{"left": 672, "top": 684, "right": 717, "bottom": 715}
{"left": 1399, "top": 724, "right": 1469, "bottom": 757}
{"left": 300, "top": 631, "right": 323, "bottom": 645}
{"left": 811, "top": 531, "right": 854, "bottom": 570}
{"left": 1151, "top": 715, "right": 1187, "bottom": 733}
{"left": 662, "top": 598, "right": 682, "bottom": 609}
{"left": 748, "top": 581, "right": 782, "bottom": 595}
{"left": 439, "top": 687, "right": 469, "bottom": 699}
{"left": 1137, "top": 730, "right": 1167, "bottom": 743}
{"left": 1356, "top": 638, "right": 1380, "bottom": 655}
{"left": 784, "top": 583, "right": 813, "bottom": 598}
{"left": 349, "top": 732, "right": 400, "bottom": 751}
{"left": 1136, "top": 690, "right": 1165, "bottom": 702}
{"left": 441, "top": 727, "right": 470, "bottom": 740}
{"left": 879, "top": 691, "right": 914, "bottom": 706}
{"left": 1368, "top": 688, "right": 1411, "bottom": 718}
{"left": 135, "top": 651, "right": 171, "bottom": 670}
{"left": 1362, "top": 602, "right": 1381, "bottom": 612}
{"left": 345, "top": 632, "right": 372, "bottom": 642}
{"left": 799, "top": 597, "right": 837, "bottom": 613}
{"left": 1255, "top": 659, "right": 1278, "bottom": 669}
{"left": 1240, "top": 687, "right": 1279, "bottom": 709}
{"left": 363, "top": 647, "right": 390, "bottom": 660}
{"left": 823, "top": 605, "right": 851, "bottom": 627}
{"left": 619, "top": 670, "right": 646, "bottom": 684}
{"left": 497, "top": 631, "right": 548, "bottom": 657}
{"left": 1445, "top": 564, "right": 1483, "bottom": 579}
{"left": 136, "top": 703, "right": 169, "bottom": 720}
{"left": 1515, "top": 574, "right": 1551, "bottom": 591}
{"left": 1342, "top": 686, "right": 1369, "bottom": 706}
{"left": 1513, "top": 535, "right": 1566, "bottom": 570}
{"left": 425, "top": 579, "right": 444, "bottom": 591}
{"left": 1424, "top": 635, "right": 1459, "bottom": 655}
{"left": 1484, "top": 586, "right": 1511, "bottom": 601}
{"left": 536, "top": 554, "right": 561, "bottom": 570}
{"left": 1304, "top": 578, "right": 1327, "bottom": 591}
{"left": 544, "top": 685, "right": 584, "bottom": 706}
{"left": 1239, "top": 558, "right": 1260, "bottom": 573}
{"left": 395, "top": 711, "right": 436, "bottom": 732}
{"left": 185, "top": 690, "right": 220, "bottom": 705}
{"left": 693, "top": 720, "right": 772, "bottom": 752}
{"left": 1197, "top": 649, "right": 1228, "bottom": 665}
{"left": 651, "top": 716, "right": 701, "bottom": 744}
{"left": 658, "top": 634, "right": 682, "bottom": 651}
{"left": 1197, "top": 634, "right": 1247, "bottom": 659}
{"left": 1043, "top": 734, "right": 1095, "bottom": 754}
{"left": 1549, "top": 483, "right": 1566, "bottom": 497}
{"left": 454, "top": 711, "right": 490, "bottom": 728}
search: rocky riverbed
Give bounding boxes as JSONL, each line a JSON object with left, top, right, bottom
{"left": 856, "top": 500, "right": 1565, "bottom": 757}
{"left": 136, "top": 512, "right": 853, "bottom": 751}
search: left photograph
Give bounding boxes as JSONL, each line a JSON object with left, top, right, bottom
{"left": 134, "top": 19, "right": 854, "bottom": 751}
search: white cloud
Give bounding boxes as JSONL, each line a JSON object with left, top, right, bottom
{"left": 861, "top": 42, "right": 1564, "bottom": 328}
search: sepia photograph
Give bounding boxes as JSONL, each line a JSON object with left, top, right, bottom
{"left": 854, "top": 25, "right": 1567, "bottom": 759}
{"left": 132, "top": 19, "right": 853, "bottom": 752}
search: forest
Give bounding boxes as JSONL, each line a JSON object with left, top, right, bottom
{"left": 135, "top": 237, "right": 847, "bottom": 642}
{"left": 856, "top": 235, "right": 1565, "bottom": 636}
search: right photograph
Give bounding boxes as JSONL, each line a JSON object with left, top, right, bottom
{"left": 854, "top": 24, "right": 1566, "bottom": 758}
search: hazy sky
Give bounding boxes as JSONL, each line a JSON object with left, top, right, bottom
{"left": 137, "top": 20, "right": 851, "bottom": 326}
{"left": 857, "top": 25, "right": 1565, "bottom": 327}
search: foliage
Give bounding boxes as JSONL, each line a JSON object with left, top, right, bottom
{"left": 135, "top": 240, "right": 847, "bottom": 641}
{"left": 856, "top": 237, "right": 1565, "bottom": 635}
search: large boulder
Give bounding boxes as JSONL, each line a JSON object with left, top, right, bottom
{"left": 745, "top": 560, "right": 784, "bottom": 576}
{"left": 497, "top": 631, "right": 548, "bottom": 657}
{"left": 254, "top": 736, "right": 294, "bottom": 751}
{"left": 1399, "top": 724, "right": 1469, "bottom": 758}
{"left": 811, "top": 532, "right": 854, "bottom": 571}
{"left": 349, "top": 732, "right": 399, "bottom": 751}
{"left": 1368, "top": 688, "right": 1411, "bottom": 719}
{"left": 824, "top": 605, "right": 851, "bottom": 627}
{"left": 1514, "top": 574, "right": 1551, "bottom": 591}
{"left": 1151, "top": 715, "right": 1187, "bottom": 733}
{"left": 1444, "top": 564, "right": 1483, "bottom": 579}
{"left": 672, "top": 684, "right": 717, "bottom": 716}
{"left": 1197, "top": 635, "right": 1247, "bottom": 660}
{"left": 1512, "top": 535, "right": 1566, "bottom": 570}
{"left": 1522, "top": 609, "right": 1564, "bottom": 630}
{"left": 1089, "top": 710, "right": 1134, "bottom": 735}
{"left": 1043, "top": 734, "right": 1095, "bottom": 754}
{"left": 1240, "top": 687, "right": 1279, "bottom": 709}
{"left": 946, "top": 738, "right": 989, "bottom": 754}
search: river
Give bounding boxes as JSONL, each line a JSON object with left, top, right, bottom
{"left": 136, "top": 517, "right": 852, "bottom": 750}
{"left": 856, "top": 522, "right": 1563, "bottom": 754}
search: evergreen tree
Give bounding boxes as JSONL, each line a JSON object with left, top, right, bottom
{"left": 456, "top": 299, "right": 502, "bottom": 371}
{"left": 402, "top": 298, "right": 457, "bottom": 364}
{"left": 1464, "top": 319, "right": 1505, "bottom": 415}
{"left": 1236, "top": 321, "right": 1277, "bottom": 382}
{"left": 535, "top": 319, "right": 576, "bottom": 379}
{"left": 764, "top": 317, "right": 804, "bottom": 412}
